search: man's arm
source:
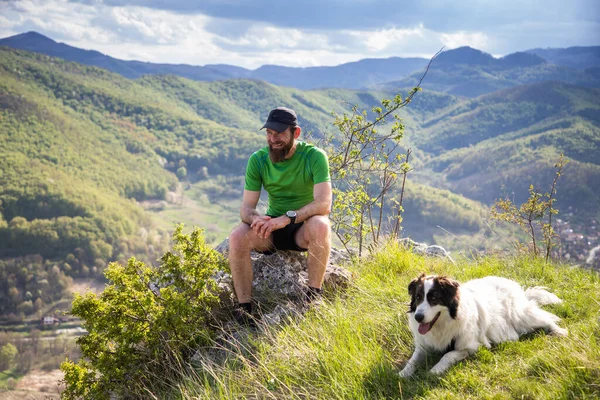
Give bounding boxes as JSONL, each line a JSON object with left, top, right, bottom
{"left": 294, "top": 181, "right": 332, "bottom": 223}
{"left": 250, "top": 181, "right": 332, "bottom": 239}
{"left": 240, "top": 189, "right": 262, "bottom": 225}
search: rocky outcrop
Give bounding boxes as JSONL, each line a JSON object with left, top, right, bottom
{"left": 214, "top": 239, "right": 352, "bottom": 324}
{"left": 398, "top": 238, "right": 455, "bottom": 264}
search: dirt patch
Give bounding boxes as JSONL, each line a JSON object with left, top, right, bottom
{"left": 0, "top": 369, "right": 63, "bottom": 399}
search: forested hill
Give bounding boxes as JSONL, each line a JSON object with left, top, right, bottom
{"left": 412, "top": 81, "right": 600, "bottom": 215}
{"left": 1, "top": 44, "right": 599, "bottom": 319}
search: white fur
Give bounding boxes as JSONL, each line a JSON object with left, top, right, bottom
{"left": 399, "top": 276, "right": 567, "bottom": 377}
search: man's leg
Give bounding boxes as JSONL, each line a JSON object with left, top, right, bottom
{"left": 228, "top": 222, "right": 273, "bottom": 304}
{"left": 295, "top": 215, "right": 331, "bottom": 289}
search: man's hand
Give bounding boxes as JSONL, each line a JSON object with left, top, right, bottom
{"left": 250, "top": 215, "right": 289, "bottom": 239}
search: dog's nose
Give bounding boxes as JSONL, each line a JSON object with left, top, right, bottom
{"left": 415, "top": 313, "right": 424, "bottom": 323}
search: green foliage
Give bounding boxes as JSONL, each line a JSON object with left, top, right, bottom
{"left": 491, "top": 154, "right": 569, "bottom": 260}
{"left": 0, "top": 255, "right": 72, "bottom": 317}
{"left": 177, "top": 166, "right": 188, "bottom": 179}
{"left": 319, "top": 90, "right": 419, "bottom": 255}
{"left": 60, "top": 226, "right": 226, "bottom": 399}
{"left": 0, "top": 343, "right": 18, "bottom": 371}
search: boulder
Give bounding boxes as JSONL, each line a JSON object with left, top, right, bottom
{"left": 214, "top": 238, "right": 352, "bottom": 322}
{"left": 397, "top": 238, "right": 455, "bottom": 264}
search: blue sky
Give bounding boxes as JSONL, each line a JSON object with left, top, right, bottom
{"left": 1, "top": 0, "right": 598, "bottom": 69}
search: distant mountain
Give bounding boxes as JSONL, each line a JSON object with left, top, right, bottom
{"left": 0, "top": 31, "right": 234, "bottom": 81}
{"left": 382, "top": 46, "right": 600, "bottom": 97}
{"left": 0, "top": 31, "right": 428, "bottom": 89}
{"left": 250, "top": 57, "right": 428, "bottom": 89}
{"left": 526, "top": 46, "right": 600, "bottom": 70}
{"left": 3, "top": 32, "right": 600, "bottom": 95}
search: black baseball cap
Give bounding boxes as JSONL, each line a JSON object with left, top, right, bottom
{"left": 261, "top": 107, "right": 298, "bottom": 132}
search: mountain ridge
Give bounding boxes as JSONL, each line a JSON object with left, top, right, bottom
{"left": 2, "top": 31, "right": 600, "bottom": 93}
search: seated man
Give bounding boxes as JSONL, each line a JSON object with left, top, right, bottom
{"left": 228, "top": 106, "right": 332, "bottom": 319}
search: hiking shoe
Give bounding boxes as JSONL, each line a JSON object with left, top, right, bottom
{"left": 232, "top": 307, "right": 257, "bottom": 329}
{"left": 300, "top": 286, "right": 324, "bottom": 308}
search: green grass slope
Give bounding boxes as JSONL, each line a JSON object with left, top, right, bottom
{"left": 175, "top": 242, "right": 600, "bottom": 399}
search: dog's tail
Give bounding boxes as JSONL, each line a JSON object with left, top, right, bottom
{"left": 525, "top": 286, "right": 563, "bottom": 306}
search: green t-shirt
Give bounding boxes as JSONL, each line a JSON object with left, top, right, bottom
{"left": 244, "top": 141, "right": 330, "bottom": 217}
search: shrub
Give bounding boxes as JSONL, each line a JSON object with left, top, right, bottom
{"left": 60, "top": 225, "right": 226, "bottom": 399}
{"left": 0, "top": 343, "right": 18, "bottom": 371}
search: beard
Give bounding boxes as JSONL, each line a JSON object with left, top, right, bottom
{"left": 269, "top": 138, "right": 294, "bottom": 163}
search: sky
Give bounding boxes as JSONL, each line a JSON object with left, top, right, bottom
{"left": 0, "top": 0, "right": 599, "bottom": 70}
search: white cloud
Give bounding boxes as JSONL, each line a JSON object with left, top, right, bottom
{"left": 353, "top": 25, "right": 427, "bottom": 53}
{"left": 439, "top": 31, "right": 490, "bottom": 51}
{"left": 216, "top": 24, "right": 331, "bottom": 51}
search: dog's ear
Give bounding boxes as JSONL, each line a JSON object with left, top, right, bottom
{"left": 408, "top": 273, "right": 425, "bottom": 296}
{"left": 437, "top": 276, "right": 460, "bottom": 319}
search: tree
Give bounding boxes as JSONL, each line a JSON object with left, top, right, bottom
{"left": 491, "top": 154, "right": 569, "bottom": 261}
{"left": 0, "top": 343, "right": 18, "bottom": 371}
{"left": 60, "top": 225, "right": 226, "bottom": 399}
{"left": 314, "top": 51, "right": 441, "bottom": 255}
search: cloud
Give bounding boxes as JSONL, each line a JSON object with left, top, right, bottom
{"left": 0, "top": 0, "right": 598, "bottom": 69}
{"left": 440, "top": 31, "right": 490, "bottom": 53}
{"left": 66, "top": 0, "right": 600, "bottom": 31}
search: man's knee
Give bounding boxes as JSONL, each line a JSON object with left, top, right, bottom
{"left": 229, "top": 223, "right": 252, "bottom": 251}
{"left": 304, "top": 216, "right": 331, "bottom": 241}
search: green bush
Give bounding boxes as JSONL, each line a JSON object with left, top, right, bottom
{"left": 0, "top": 343, "right": 18, "bottom": 371}
{"left": 60, "top": 226, "right": 227, "bottom": 399}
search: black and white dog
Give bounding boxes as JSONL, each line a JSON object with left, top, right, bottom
{"left": 399, "top": 274, "right": 568, "bottom": 377}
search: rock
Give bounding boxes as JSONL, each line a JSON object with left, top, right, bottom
{"left": 214, "top": 238, "right": 352, "bottom": 310}
{"left": 398, "top": 238, "right": 455, "bottom": 264}
{"left": 261, "top": 302, "right": 304, "bottom": 325}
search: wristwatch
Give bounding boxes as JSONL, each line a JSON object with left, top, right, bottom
{"left": 285, "top": 210, "right": 297, "bottom": 224}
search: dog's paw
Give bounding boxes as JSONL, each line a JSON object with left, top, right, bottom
{"left": 551, "top": 327, "right": 568, "bottom": 337}
{"left": 398, "top": 367, "right": 414, "bottom": 378}
{"left": 429, "top": 365, "right": 447, "bottom": 376}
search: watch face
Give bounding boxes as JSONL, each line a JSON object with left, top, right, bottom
{"left": 286, "top": 211, "right": 296, "bottom": 218}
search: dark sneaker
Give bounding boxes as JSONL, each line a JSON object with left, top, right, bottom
{"left": 232, "top": 307, "right": 257, "bottom": 329}
{"left": 300, "top": 286, "right": 324, "bottom": 309}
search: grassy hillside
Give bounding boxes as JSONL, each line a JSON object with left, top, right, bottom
{"left": 164, "top": 241, "right": 599, "bottom": 399}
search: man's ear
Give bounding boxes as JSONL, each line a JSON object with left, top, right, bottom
{"left": 293, "top": 126, "right": 302, "bottom": 139}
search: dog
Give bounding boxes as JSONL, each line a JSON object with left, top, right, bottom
{"left": 399, "top": 274, "right": 567, "bottom": 377}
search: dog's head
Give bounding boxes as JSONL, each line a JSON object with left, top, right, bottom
{"left": 407, "top": 274, "right": 460, "bottom": 335}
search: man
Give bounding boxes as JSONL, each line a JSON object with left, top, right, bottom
{"left": 228, "top": 106, "right": 332, "bottom": 320}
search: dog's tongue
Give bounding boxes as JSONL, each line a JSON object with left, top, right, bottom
{"left": 418, "top": 322, "right": 431, "bottom": 335}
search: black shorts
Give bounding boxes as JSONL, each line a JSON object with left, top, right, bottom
{"left": 264, "top": 216, "right": 307, "bottom": 253}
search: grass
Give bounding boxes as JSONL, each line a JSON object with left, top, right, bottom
{"left": 147, "top": 183, "right": 240, "bottom": 246}
{"left": 169, "top": 240, "right": 600, "bottom": 399}
{"left": 0, "top": 368, "right": 22, "bottom": 390}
